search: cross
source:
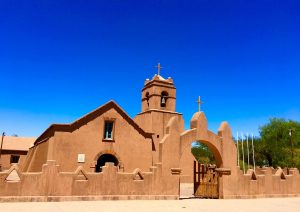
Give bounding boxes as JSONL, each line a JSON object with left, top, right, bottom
{"left": 196, "top": 96, "right": 204, "bottom": 112}
{"left": 155, "top": 63, "right": 163, "bottom": 76}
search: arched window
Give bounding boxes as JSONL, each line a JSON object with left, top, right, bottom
{"left": 161, "top": 91, "right": 168, "bottom": 107}
{"left": 95, "top": 154, "right": 119, "bottom": 172}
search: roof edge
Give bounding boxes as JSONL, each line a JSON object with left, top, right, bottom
{"left": 34, "top": 101, "right": 153, "bottom": 145}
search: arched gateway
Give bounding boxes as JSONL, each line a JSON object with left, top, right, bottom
{"left": 158, "top": 111, "right": 237, "bottom": 199}
{"left": 180, "top": 112, "right": 237, "bottom": 198}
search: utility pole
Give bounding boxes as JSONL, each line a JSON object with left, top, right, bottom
{"left": 0, "top": 132, "right": 5, "bottom": 171}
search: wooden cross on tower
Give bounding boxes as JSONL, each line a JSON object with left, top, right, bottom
{"left": 155, "top": 63, "right": 163, "bottom": 76}
{"left": 196, "top": 96, "right": 204, "bottom": 112}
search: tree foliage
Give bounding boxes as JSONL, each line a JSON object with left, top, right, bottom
{"left": 191, "top": 142, "right": 215, "bottom": 164}
{"left": 237, "top": 118, "right": 300, "bottom": 170}
{"left": 258, "top": 118, "right": 300, "bottom": 168}
{"left": 191, "top": 118, "right": 300, "bottom": 169}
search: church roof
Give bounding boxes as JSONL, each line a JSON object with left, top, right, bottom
{"left": 142, "top": 74, "right": 175, "bottom": 91}
{"left": 144, "top": 74, "right": 174, "bottom": 85}
{"left": 156, "top": 74, "right": 166, "bottom": 81}
{"left": 1, "top": 136, "right": 35, "bottom": 151}
{"left": 34, "top": 101, "right": 153, "bottom": 145}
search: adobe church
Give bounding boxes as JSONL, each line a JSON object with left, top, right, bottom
{"left": 1, "top": 67, "right": 300, "bottom": 201}
{"left": 22, "top": 71, "right": 186, "bottom": 175}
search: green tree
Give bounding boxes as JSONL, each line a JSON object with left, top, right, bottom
{"left": 257, "top": 118, "right": 300, "bottom": 169}
{"left": 191, "top": 142, "right": 215, "bottom": 164}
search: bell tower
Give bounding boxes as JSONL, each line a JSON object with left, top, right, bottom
{"left": 141, "top": 74, "right": 176, "bottom": 112}
{"left": 134, "top": 64, "right": 184, "bottom": 165}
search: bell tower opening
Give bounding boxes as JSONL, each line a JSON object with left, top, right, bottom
{"left": 160, "top": 91, "right": 168, "bottom": 108}
{"left": 145, "top": 92, "right": 150, "bottom": 108}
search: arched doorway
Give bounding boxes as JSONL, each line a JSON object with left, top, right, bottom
{"left": 180, "top": 138, "right": 223, "bottom": 199}
{"left": 179, "top": 112, "right": 236, "bottom": 199}
{"left": 191, "top": 141, "right": 219, "bottom": 198}
{"left": 95, "top": 154, "right": 119, "bottom": 172}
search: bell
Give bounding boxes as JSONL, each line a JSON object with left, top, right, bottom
{"left": 161, "top": 97, "right": 166, "bottom": 104}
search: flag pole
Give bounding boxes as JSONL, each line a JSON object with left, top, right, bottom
{"left": 237, "top": 132, "right": 240, "bottom": 167}
{"left": 246, "top": 132, "right": 250, "bottom": 170}
{"left": 252, "top": 133, "right": 256, "bottom": 172}
{"left": 241, "top": 133, "right": 245, "bottom": 174}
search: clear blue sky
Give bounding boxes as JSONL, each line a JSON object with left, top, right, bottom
{"left": 1, "top": 0, "right": 299, "bottom": 137}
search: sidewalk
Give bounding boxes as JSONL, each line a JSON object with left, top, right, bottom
{"left": 1, "top": 198, "right": 300, "bottom": 212}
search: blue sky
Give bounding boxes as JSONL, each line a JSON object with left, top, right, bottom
{"left": 0, "top": 0, "right": 299, "bottom": 137}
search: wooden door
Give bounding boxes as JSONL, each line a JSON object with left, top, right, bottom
{"left": 193, "top": 161, "right": 219, "bottom": 198}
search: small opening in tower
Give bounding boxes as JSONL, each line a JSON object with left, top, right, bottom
{"left": 145, "top": 92, "right": 150, "bottom": 108}
{"left": 161, "top": 91, "right": 168, "bottom": 108}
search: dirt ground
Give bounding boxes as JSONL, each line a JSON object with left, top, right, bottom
{"left": 1, "top": 197, "right": 300, "bottom": 212}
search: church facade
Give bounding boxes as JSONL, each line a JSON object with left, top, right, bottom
{"left": 22, "top": 101, "right": 153, "bottom": 173}
{"left": 1, "top": 71, "right": 300, "bottom": 201}
{"left": 21, "top": 74, "right": 183, "bottom": 175}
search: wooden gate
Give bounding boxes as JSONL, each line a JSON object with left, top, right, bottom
{"left": 193, "top": 161, "right": 219, "bottom": 198}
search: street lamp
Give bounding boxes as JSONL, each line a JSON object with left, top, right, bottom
{"left": 288, "top": 129, "right": 295, "bottom": 168}
{"left": 0, "top": 132, "right": 6, "bottom": 171}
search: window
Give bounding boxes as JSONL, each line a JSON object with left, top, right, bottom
{"left": 103, "top": 121, "right": 114, "bottom": 140}
{"left": 10, "top": 155, "right": 20, "bottom": 164}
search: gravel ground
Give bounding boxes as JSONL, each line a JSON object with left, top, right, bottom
{"left": 1, "top": 198, "right": 300, "bottom": 212}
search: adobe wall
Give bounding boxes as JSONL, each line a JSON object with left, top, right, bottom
{"left": 24, "top": 140, "right": 49, "bottom": 172}
{"left": 0, "top": 154, "right": 11, "bottom": 170}
{"left": 25, "top": 108, "right": 153, "bottom": 173}
{"left": 134, "top": 110, "right": 184, "bottom": 165}
{"left": 222, "top": 167, "right": 300, "bottom": 198}
{"left": 20, "top": 146, "right": 36, "bottom": 172}
{"left": 159, "top": 116, "right": 181, "bottom": 177}
{"left": 0, "top": 161, "right": 180, "bottom": 202}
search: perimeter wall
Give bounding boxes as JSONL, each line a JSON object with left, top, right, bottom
{"left": 0, "top": 160, "right": 179, "bottom": 202}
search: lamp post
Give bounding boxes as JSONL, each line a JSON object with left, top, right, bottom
{"left": 0, "top": 132, "right": 5, "bottom": 171}
{"left": 288, "top": 129, "right": 295, "bottom": 168}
